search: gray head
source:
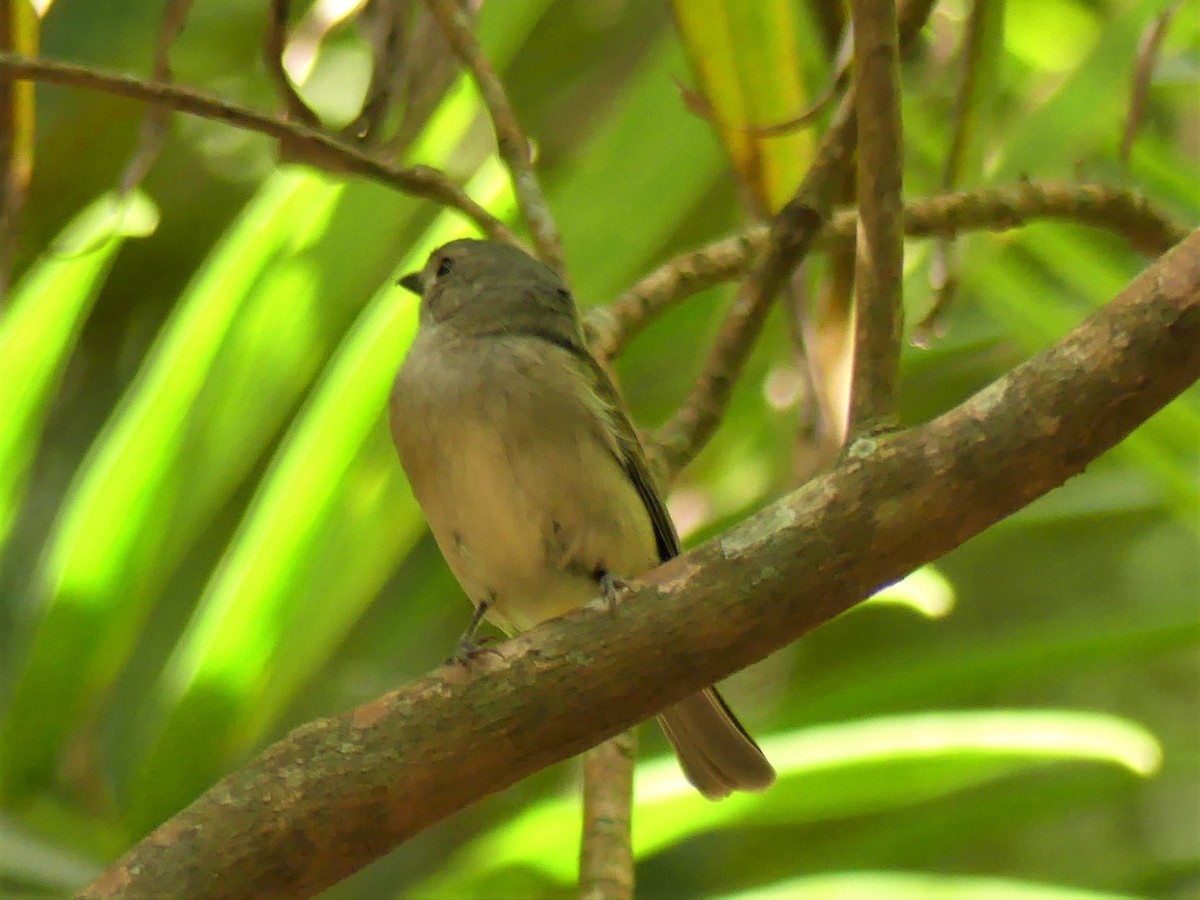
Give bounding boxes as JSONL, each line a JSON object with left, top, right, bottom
{"left": 399, "top": 239, "right": 580, "bottom": 341}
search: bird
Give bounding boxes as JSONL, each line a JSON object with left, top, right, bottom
{"left": 388, "top": 238, "right": 775, "bottom": 799}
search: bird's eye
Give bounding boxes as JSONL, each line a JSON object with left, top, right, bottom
{"left": 435, "top": 255, "right": 454, "bottom": 278}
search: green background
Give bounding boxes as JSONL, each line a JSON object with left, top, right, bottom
{"left": 1, "top": 0, "right": 1197, "bottom": 897}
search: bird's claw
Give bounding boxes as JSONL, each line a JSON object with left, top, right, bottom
{"left": 445, "top": 634, "right": 498, "bottom": 666}
{"left": 598, "top": 570, "right": 629, "bottom": 614}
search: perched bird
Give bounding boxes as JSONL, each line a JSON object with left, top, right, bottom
{"left": 389, "top": 238, "right": 775, "bottom": 799}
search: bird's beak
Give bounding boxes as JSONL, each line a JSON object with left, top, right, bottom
{"left": 398, "top": 272, "right": 423, "bottom": 295}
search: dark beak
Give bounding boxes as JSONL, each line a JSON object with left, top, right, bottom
{"left": 398, "top": 272, "right": 423, "bottom": 295}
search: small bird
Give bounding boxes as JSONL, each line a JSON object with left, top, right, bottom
{"left": 389, "top": 238, "right": 775, "bottom": 800}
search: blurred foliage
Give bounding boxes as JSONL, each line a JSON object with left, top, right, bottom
{"left": 0, "top": 0, "right": 1197, "bottom": 898}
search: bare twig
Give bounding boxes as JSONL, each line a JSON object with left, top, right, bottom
{"left": 585, "top": 181, "right": 1188, "bottom": 359}
{"left": 587, "top": 231, "right": 766, "bottom": 361}
{"left": 651, "top": 92, "right": 859, "bottom": 477}
{"left": 265, "top": 0, "right": 322, "bottom": 128}
{"left": 846, "top": 0, "right": 904, "bottom": 437}
{"left": 425, "top": 0, "right": 564, "bottom": 273}
{"left": 579, "top": 731, "right": 636, "bottom": 900}
{"left": 0, "top": 52, "right": 516, "bottom": 243}
{"left": 1120, "top": 2, "right": 1182, "bottom": 169}
{"left": 916, "top": 0, "right": 1003, "bottom": 344}
{"left": 741, "top": 21, "right": 852, "bottom": 138}
{"left": 917, "top": 241, "right": 956, "bottom": 348}
{"left": 343, "top": 0, "right": 408, "bottom": 143}
{"left": 79, "top": 228, "right": 1200, "bottom": 899}
{"left": 741, "top": 76, "right": 841, "bottom": 136}
{"left": 119, "top": 0, "right": 193, "bottom": 195}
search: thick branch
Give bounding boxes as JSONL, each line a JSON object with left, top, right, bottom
{"left": 586, "top": 181, "right": 1187, "bottom": 359}
{"left": 847, "top": 0, "right": 905, "bottom": 436}
{"left": 426, "top": 0, "right": 564, "bottom": 273}
{"left": 82, "top": 229, "right": 1200, "bottom": 900}
{"left": 0, "top": 52, "right": 515, "bottom": 244}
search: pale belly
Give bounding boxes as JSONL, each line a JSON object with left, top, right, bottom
{"left": 391, "top": 333, "right": 659, "bottom": 635}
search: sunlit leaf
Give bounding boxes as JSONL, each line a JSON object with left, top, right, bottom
{"left": 0, "top": 191, "right": 157, "bottom": 547}
{"left": 1, "top": 170, "right": 343, "bottom": 799}
{"left": 864, "top": 565, "right": 956, "bottom": 619}
{"left": 411, "top": 710, "right": 1160, "bottom": 894}
{"left": 799, "top": 613, "right": 1200, "bottom": 721}
{"left": 671, "top": 0, "right": 812, "bottom": 212}
{"left": 728, "top": 870, "right": 1139, "bottom": 900}
{"left": 128, "top": 158, "right": 517, "bottom": 830}
{"left": 0, "top": 814, "right": 99, "bottom": 893}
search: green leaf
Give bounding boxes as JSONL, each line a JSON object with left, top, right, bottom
{"left": 0, "top": 192, "right": 157, "bottom": 547}
{"left": 127, "top": 158, "right": 517, "bottom": 831}
{"left": 0, "top": 814, "right": 99, "bottom": 895}
{"left": 863, "top": 564, "right": 957, "bottom": 619}
{"left": 671, "top": 0, "right": 812, "bottom": 211}
{"left": 1, "top": 170, "right": 343, "bottom": 800}
{"left": 796, "top": 619, "right": 1200, "bottom": 723}
{"left": 996, "top": 0, "right": 1167, "bottom": 177}
{"left": 548, "top": 32, "right": 727, "bottom": 305}
{"left": 728, "top": 871, "right": 1139, "bottom": 900}
{"left": 411, "top": 710, "right": 1160, "bottom": 895}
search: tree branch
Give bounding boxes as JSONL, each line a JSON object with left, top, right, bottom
{"left": 651, "top": 91, "right": 858, "bottom": 476}
{"left": 81, "top": 229, "right": 1200, "bottom": 900}
{"left": 847, "top": 0, "right": 905, "bottom": 436}
{"left": 916, "top": 0, "right": 1003, "bottom": 343}
{"left": 0, "top": 52, "right": 516, "bottom": 244}
{"left": 425, "top": 0, "right": 565, "bottom": 274}
{"left": 118, "top": 0, "right": 193, "bottom": 195}
{"left": 585, "top": 181, "right": 1187, "bottom": 360}
{"left": 264, "top": 0, "right": 321, "bottom": 128}
{"left": 579, "top": 731, "right": 636, "bottom": 900}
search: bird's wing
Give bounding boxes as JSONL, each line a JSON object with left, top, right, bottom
{"left": 576, "top": 350, "right": 682, "bottom": 563}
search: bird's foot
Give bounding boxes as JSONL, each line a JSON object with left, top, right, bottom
{"left": 445, "top": 634, "right": 498, "bottom": 666}
{"left": 598, "top": 569, "right": 630, "bottom": 614}
{"left": 445, "top": 598, "right": 495, "bottom": 665}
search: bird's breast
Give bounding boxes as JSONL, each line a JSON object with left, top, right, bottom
{"left": 389, "top": 333, "right": 658, "bottom": 633}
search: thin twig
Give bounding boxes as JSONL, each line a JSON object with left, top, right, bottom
{"left": 119, "top": 0, "right": 193, "bottom": 194}
{"left": 343, "top": 0, "right": 407, "bottom": 143}
{"left": 579, "top": 732, "right": 636, "bottom": 900}
{"left": 265, "top": 0, "right": 322, "bottom": 128}
{"left": 649, "top": 90, "right": 860, "bottom": 476}
{"left": 917, "top": 0, "right": 1003, "bottom": 344}
{"left": 0, "top": 52, "right": 516, "bottom": 243}
{"left": 846, "top": 0, "right": 904, "bottom": 438}
{"left": 587, "top": 231, "right": 767, "bottom": 361}
{"left": 425, "top": 0, "right": 564, "bottom": 273}
{"left": 740, "top": 19, "right": 852, "bottom": 138}
{"left": 585, "top": 181, "right": 1187, "bottom": 360}
{"left": 1120, "top": 2, "right": 1182, "bottom": 169}
{"left": 386, "top": 2, "right": 482, "bottom": 155}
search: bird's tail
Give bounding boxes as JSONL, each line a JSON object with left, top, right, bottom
{"left": 656, "top": 687, "right": 776, "bottom": 800}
